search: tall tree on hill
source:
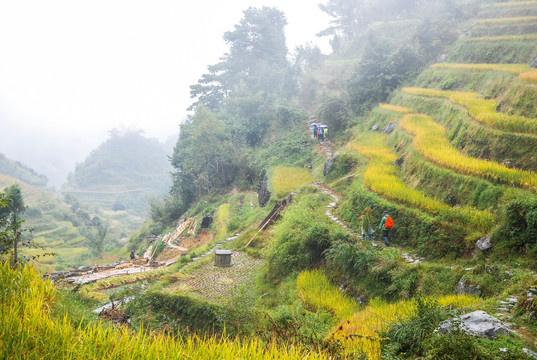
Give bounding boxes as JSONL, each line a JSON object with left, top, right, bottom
{"left": 0, "top": 184, "right": 27, "bottom": 265}
{"left": 171, "top": 106, "right": 240, "bottom": 197}
{"left": 189, "top": 6, "right": 290, "bottom": 110}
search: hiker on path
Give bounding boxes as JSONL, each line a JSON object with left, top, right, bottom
{"left": 319, "top": 127, "right": 324, "bottom": 141}
{"left": 323, "top": 127, "right": 328, "bottom": 140}
{"left": 130, "top": 250, "right": 136, "bottom": 260}
{"left": 360, "top": 207, "right": 373, "bottom": 241}
{"left": 378, "top": 211, "right": 394, "bottom": 246}
{"left": 313, "top": 124, "right": 318, "bottom": 139}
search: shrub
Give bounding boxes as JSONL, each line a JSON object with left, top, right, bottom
{"left": 265, "top": 191, "right": 350, "bottom": 283}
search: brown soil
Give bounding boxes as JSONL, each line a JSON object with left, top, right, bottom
{"left": 180, "top": 230, "right": 213, "bottom": 249}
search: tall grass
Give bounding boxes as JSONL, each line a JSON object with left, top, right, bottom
{"left": 430, "top": 63, "right": 537, "bottom": 83}
{"left": 330, "top": 295, "right": 482, "bottom": 360}
{"left": 378, "top": 103, "right": 414, "bottom": 114}
{"left": 346, "top": 134, "right": 495, "bottom": 232}
{"left": 297, "top": 269, "right": 360, "bottom": 319}
{"left": 403, "top": 86, "right": 537, "bottom": 134}
{"left": 272, "top": 166, "right": 314, "bottom": 197}
{"left": 400, "top": 113, "right": 537, "bottom": 193}
{"left": 0, "top": 263, "right": 328, "bottom": 359}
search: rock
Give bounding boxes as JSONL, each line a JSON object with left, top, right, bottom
{"left": 323, "top": 157, "right": 334, "bottom": 177}
{"left": 382, "top": 122, "right": 397, "bottom": 134}
{"left": 200, "top": 210, "right": 215, "bottom": 228}
{"left": 438, "top": 310, "right": 512, "bottom": 339}
{"left": 530, "top": 55, "right": 537, "bottom": 68}
{"left": 476, "top": 236, "right": 493, "bottom": 251}
{"left": 256, "top": 176, "right": 271, "bottom": 207}
{"left": 437, "top": 53, "right": 447, "bottom": 63}
{"left": 456, "top": 276, "right": 482, "bottom": 296}
{"left": 524, "top": 348, "right": 537, "bottom": 359}
{"left": 394, "top": 156, "right": 404, "bottom": 166}
{"left": 371, "top": 124, "right": 379, "bottom": 131}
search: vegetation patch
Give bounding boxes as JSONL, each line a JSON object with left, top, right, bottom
{"left": 431, "top": 63, "right": 537, "bottom": 83}
{"left": 297, "top": 269, "right": 359, "bottom": 319}
{"left": 271, "top": 166, "right": 313, "bottom": 197}
{"left": 378, "top": 103, "right": 413, "bottom": 114}
{"left": 347, "top": 133, "right": 494, "bottom": 232}
{"left": 400, "top": 113, "right": 537, "bottom": 192}
{"left": 403, "top": 87, "right": 537, "bottom": 134}
{"left": 329, "top": 295, "right": 482, "bottom": 360}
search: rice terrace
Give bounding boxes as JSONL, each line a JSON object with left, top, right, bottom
{"left": 3, "top": 0, "right": 537, "bottom": 359}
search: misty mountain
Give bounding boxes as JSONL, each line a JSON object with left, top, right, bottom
{"left": 0, "top": 153, "right": 49, "bottom": 188}
{"left": 62, "top": 130, "right": 174, "bottom": 216}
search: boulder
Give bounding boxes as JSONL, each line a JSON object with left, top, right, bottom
{"left": 256, "top": 176, "right": 271, "bottom": 207}
{"left": 371, "top": 124, "right": 379, "bottom": 131}
{"left": 456, "top": 276, "right": 482, "bottom": 296}
{"left": 382, "top": 122, "right": 397, "bottom": 134}
{"left": 476, "top": 236, "right": 493, "bottom": 251}
{"left": 524, "top": 348, "right": 537, "bottom": 359}
{"left": 200, "top": 210, "right": 215, "bottom": 228}
{"left": 438, "top": 310, "right": 512, "bottom": 339}
{"left": 530, "top": 55, "right": 537, "bottom": 68}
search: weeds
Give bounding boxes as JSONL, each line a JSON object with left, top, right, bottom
{"left": 272, "top": 166, "right": 314, "bottom": 197}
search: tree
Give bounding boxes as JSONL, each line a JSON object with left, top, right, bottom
{"left": 189, "top": 7, "right": 290, "bottom": 110}
{"left": 0, "top": 184, "right": 28, "bottom": 265}
{"left": 171, "top": 106, "right": 240, "bottom": 196}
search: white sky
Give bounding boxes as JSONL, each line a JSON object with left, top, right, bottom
{"left": 0, "top": 0, "right": 331, "bottom": 187}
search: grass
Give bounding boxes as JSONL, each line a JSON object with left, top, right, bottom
{"left": 346, "top": 133, "right": 495, "bottom": 232}
{"left": 330, "top": 295, "right": 483, "bottom": 360}
{"left": 297, "top": 269, "right": 360, "bottom": 319}
{"left": 461, "top": 34, "right": 537, "bottom": 42}
{"left": 481, "top": 1, "right": 537, "bottom": 8}
{"left": 399, "top": 113, "right": 537, "bottom": 192}
{"left": 0, "top": 263, "right": 329, "bottom": 360}
{"left": 474, "top": 16, "right": 537, "bottom": 24}
{"left": 430, "top": 63, "right": 537, "bottom": 84}
{"left": 378, "top": 103, "right": 414, "bottom": 114}
{"left": 272, "top": 166, "right": 314, "bottom": 197}
{"left": 403, "top": 86, "right": 537, "bottom": 134}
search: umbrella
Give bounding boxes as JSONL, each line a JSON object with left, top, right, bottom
{"left": 320, "top": 124, "right": 328, "bottom": 128}
{"left": 311, "top": 123, "right": 318, "bottom": 126}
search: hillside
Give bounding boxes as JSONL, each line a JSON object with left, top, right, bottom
{"left": 4, "top": 1, "right": 537, "bottom": 359}
{"left": 0, "top": 153, "right": 48, "bottom": 188}
{"left": 0, "top": 174, "right": 140, "bottom": 272}
{"left": 62, "top": 130, "right": 173, "bottom": 217}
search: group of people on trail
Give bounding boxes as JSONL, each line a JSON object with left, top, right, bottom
{"left": 312, "top": 123, "right": 328, "bottom": 141}
{"left": 360, "top": 208, "right": 393, "bottom": 246}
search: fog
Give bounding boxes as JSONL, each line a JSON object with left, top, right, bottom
{"left": 0, "top": 1, "right": 330, "bottom": 188}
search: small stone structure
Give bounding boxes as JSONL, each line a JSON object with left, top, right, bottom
{"left": 214, "top": 250, "right": 232, "bottom": 267}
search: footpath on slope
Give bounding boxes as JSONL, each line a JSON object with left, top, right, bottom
{"left": 308, "top": 117, "right": 424, "bottom": 264}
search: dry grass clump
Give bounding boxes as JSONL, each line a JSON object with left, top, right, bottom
{"left": 379, "top": 103, "right": 414, "bottom": 114}
{"left": 297, "top": 269, "right": 360, "bottom": 319}
{"left": 400, "top": 113, "right": 537, "bottom": 193}
{"left": 272, "top": 166, "right": 314, "bottom": 197}
{"left": 346, "top": 134, "right": 494, "bottom": 232}
{"left": 0, "top": 263, "right": 328, "bottom": 360}
{"left": 403, "top": 87, "right": 537, "bottom": 134}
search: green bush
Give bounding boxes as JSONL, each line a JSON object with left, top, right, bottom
{"left": 383, "top": 297, "right": 447, "bottom": 356}
{"left": 492, "top": 194, "right": 537, "bottom": 253}
{"left": 424, "top": 333, "right": 533, "bottom": 360}
{"left": 326, "top": 239, "right": 375, "bottom": 278}
{"left": 264, "top": 191, "right": 350, "bottom": 283}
